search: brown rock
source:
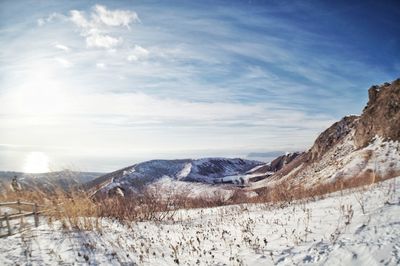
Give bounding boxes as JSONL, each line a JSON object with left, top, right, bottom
{"left": 309, "top": 115, "right": 358, "bottom": 161}
{"left": 368, "top": 85, "right": 380, "bottom": 104}
{"left": 354, "top": 79, "right": 400, "bottom": 147}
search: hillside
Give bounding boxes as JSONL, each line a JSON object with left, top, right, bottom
{"left": 251, "top": 79, "right": 400, "bottom": 189}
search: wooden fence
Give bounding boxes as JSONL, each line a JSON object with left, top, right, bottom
{"left": 0, "top": 200, "right": 47, "bottom": 237}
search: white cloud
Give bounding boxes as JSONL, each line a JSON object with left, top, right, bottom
{"left": 54, "top": 43, "right": 70, "bottom": 52}
{"left": 69, "top": 5, "right": 139, "bottom": 49}
{"left": 86, "top": 33, "right": 121, "bottom": 49}
{"left": 70, "top": 10, "right": 89, "bottom": 28}
{"left": 54, "top": 57, "right": 72, "bottom": 68}
{"left": 92, "top": 4, "right": 139, "bottom": 27}
{"left": 37, "top": 18, "right": 45, "bottom": 26}
{"left": 127, "top": 45, "right": 149, "bottom": 61}
{"left": 37, "top": 12, "right": 65, "bottom": 26}
{"left": 96, "top": 63, "right": 106, "bottom": 69}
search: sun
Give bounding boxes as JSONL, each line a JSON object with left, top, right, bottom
{"left": 23, "top": 152, "right": 50, "bottom": 173}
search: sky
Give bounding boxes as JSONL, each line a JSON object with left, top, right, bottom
{"left": 0, "top": 0, "right": 399, "bottom": 173}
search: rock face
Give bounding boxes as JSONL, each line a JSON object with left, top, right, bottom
{"left": 354, "top": 79, "right": 400, "bottom": 148}
{"left": 250, "top": 78, "right": 400, "bottom": 189}
{"left": 309, "top": 116, "right": 358, "bottom": 161}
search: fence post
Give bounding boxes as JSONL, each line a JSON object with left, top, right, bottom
{"left": 17, "top": 199, "right": 21, "bottom": 214}
{"left": 33, "top": 204, "right": 39, "bottom": 227}
{"left": 18, "top": 199, "right": 24, "bottom": 230}
{"left": 5, "top": 212, "right": 11, "bottom": 236}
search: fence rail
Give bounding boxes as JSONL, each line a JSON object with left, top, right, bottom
{"left": 0, "top": 200, "right": 48, "bottom": 237}
{"left": 0, "top": 201, "right": 45, "bottom": 207}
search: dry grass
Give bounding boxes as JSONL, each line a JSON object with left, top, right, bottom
{"left": 1, "top": 168, "right": 398, "bottom": 232}
{"left": 253, "top": 169, "right": 400, "bottom": 205}
{"left": 0, "top": 186, "right": 101, "bottom": 230}
{"left": 0, "top": 183, "right": 221, "bottom": 230}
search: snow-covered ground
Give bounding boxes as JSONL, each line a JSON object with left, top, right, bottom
{"left": 1, "top": 177, "right": 399, "bottom": 265}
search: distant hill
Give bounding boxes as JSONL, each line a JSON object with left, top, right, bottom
{"left": 247, "top": 151, "right": 285, "bottom": 158}
{"left": 87, "top": 158, "right": 262, "bottom": 197}
{"left": 0, "top": 170, "right": 103, "bottom": 192}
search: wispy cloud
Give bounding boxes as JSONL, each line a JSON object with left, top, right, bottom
{"left": 37, "top": 12, "right": 65, "bottom": 26}
{"left": 127, "top": 45, "right": 149, "bottom": 61}
{"left": 54, "top": 57, "right": 72, "bottom": 67}
{"left": 96, "top": 62, "right": 106, "bottom": 69}
{"left": 54, "top": 43, "right": 70, "bottom": 52}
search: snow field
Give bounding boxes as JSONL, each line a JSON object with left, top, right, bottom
{"left": 0, "top": 177, "right": 399, "bottom": 265}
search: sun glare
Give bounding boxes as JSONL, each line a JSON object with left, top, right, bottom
{"left": 12, "top": 63, "right": 69, "bottom": 117}
{"left": 23, "top": 152, "right": 50, "bottom": 173}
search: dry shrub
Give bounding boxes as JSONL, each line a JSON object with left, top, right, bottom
{"left": 97, "top": 188, "right": 182, "bottom": 222}
{"left": 228, "top": 189, "right": 251, "bottom": 204}
{"left": 1, "top": 180, "right": 234, "bottom": 230}
{"left": 0, "top": 185, "right": 101, "bottom": 230}
{"left": 254, "top": 168, "right": 400, "bottom": 205}
{"left": 0, "top": 185, "right": 50, "bottom": 205}
{"left": 50, "top": 191, "right": 101, "bottom": 230}
{"left": 93, "top": 183, "right": 230, "bottom": 222}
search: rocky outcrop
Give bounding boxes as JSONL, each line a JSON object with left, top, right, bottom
{"left": 308, "top": 78, "right": 400, "bottom": 161}
{"left": 270, "top": 152, "right": 303, "bottom": 171}
{"left": 309, "top": 115, "right": 358, "bottom": 161}
{"left": 250, "top": 152, "right": 303, "bottom": 174}
{"left": 354, "top": 79, "right": 400, "bottom": 148}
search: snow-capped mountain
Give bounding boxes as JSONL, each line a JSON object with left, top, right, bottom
{"left": 251, "top": 78, "right": 400, "bottom": 189}
{"left": 88, "top": 158, "right": 262, "bottom": 196}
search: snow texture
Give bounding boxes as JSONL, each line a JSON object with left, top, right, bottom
{"left": 1, "top": 177, "right": 400, "bottom": 265}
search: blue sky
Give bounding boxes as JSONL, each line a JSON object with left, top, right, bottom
{"left": 0, "top": 0, "right": 399, "bottom": 172}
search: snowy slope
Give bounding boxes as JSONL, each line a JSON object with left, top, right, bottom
{"left": 251, "top": 133, "right": 400, "bottom": 190}
{"left": 1, "top": 177, "right": 399, "bottom": 265}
